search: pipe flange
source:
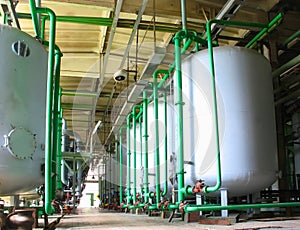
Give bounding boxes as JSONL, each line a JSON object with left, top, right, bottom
{"left": 4, "top": 127, "right": 36, "bottom": 160}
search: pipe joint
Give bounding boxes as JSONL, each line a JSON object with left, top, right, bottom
{"left": 148, "top": 191, "right": 155, "bottom": 198}
{"left": 173, "top": 29, "right": 188, "bottom": 41}
{"left": 175, "top": 101, "right": 185, "bottom": 106}
{"left": 180, "top": 185, "right": 194, "bottom": 195}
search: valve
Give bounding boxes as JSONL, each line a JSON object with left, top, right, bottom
{"left": 192, "top": 179, "right": 205, "bottom": 193}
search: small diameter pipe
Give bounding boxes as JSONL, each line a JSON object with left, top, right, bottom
{"left": 142, "top": 91, "right": 150, "bottom": 203}
{"left": 33, "top": 6, "right": 56, "bottom": 216}
{"left": 161, "top": 92, "right": 168, "bottom": 197}
{"left": 173, "top": 33, "right": 186, "bottom": 202}
{"left": 139, "top": 114, "right": 143, "bottom": 199}
{"left": 153, "top": 71, "right": 160, "bottom": 206}
{"left": 180, "top": 0, "right": 187, "bottom": 31}
{"left": 282, "top": 29, "right": 300, "bottom": 48}
{"left": 272, "top": 54, "right": 300, "bottom": 78}
{"left": 29, "top": 0, "right": 40, "bottom": 37}
{"left": 245, "top": 13, "right": 283, "bottom": 49}
{"left": 53, "top": 49, "right": 63, "bottom": 192}
{"left": 153, "top": 70, "right": 169, "bottom": 207}
{"left": 184, "top": 202, "right": 300, "bottom": 213}
{"left": 139, "top": 115, "right": 143, "bottom": 170}
{"left": 56, "top": 88, "right": 63, "bottom": 191}
{"left": 126, "top": 113, "right": 133, "bottom": 205}
{"left": 202, "top": 20, "right": 222, "bottom": 194}
{"left": 119, "top": 126, "right": 128, "bottom": 206}
{"left": 132, "top": 105, "right": 143, "bottom": 204}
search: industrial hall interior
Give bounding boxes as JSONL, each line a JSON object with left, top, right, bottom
{"left": 0, "top": 0, "right": 299, "bottom": 229}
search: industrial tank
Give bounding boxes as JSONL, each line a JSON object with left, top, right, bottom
{"left": 140, "top": 97, "right": 176, "bottom": 197}
{"left": 145, "top": 46, "right": 277, "bottom": 197}
{"left": 0, "top": 25, "right": 48, "bottom": 195}
{"left": 180, "top": 46, "right": 278, "bottom": 196}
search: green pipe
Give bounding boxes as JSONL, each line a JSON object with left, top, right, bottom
{"left": 184, "top": 202, "right": 300, "bottom": 213}
{"left": 142, "top": 91, "right": 150, "bottom": 203}
{"left": 56, "top": 99, "right": 63, "bottom": 191}
{"left": 173, "top": 33, "right": 186, "bottom": 202}
{"left": 139, "top": 115, "right": 143, "bottom": 170}
{"left": 246, "top": 13, "right": 283, "bottom": 49}
{"left": 119, "top": 126, "right": 127, "bottom": 205}
{"left": 40, "top": 16, "right": 47, "bottom": 40}
{"left": 126, "top": 113, "right": 133, "bottom": 205}
{"left": 28, "top": 0, "right": 40, "bottom": 37}
{"left": 132, "top": 105, "right": 143, "bottom": 204}
{"left": 201, "top": 20, "right": 222, "bottom": 194}
{"left": 153, "top": 70, "right": 169, "bottom": 206}
{"left": 161, "top": 92, "right": 168, "bottom": 197}
{"left": 17, "top": 13, "right": 179, "bottom": 33}
{"left": 272, "top": 54, "right": 300, "bottom": 78}
{"left": 32, "top": 6, "right": 57, "bottom": 216}
{"left": 282, "top": 30, "right": 300, "bottom": 48}
{"left": 52, "top": 48, "right": 63, "bottom": 195}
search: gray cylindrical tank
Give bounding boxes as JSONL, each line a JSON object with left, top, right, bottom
{"left": 180, "top": 46, "right": 278, "bottom": 196}
{"left": 0, "top": 25, "right": 48, "bottom": 195}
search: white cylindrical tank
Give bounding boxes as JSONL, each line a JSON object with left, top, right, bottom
{"left": 145, "top": 97, "right": 176, "bottom": 197}
{"left": 0, "top": 25, "right": 48, "bottom": 195}
{"left": 180, "top": 46, "right": 278, "bottom": 196}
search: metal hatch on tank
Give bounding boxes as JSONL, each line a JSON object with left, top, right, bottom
{"left": 0, "top": 24, "right": 48, "bottom": 195}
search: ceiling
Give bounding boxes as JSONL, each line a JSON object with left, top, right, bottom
{"left": 7, "top": 0, "right": 300, "bottom": 153}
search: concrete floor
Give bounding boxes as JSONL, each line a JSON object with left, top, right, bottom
{"left": 34, "top": 208, "right": 300, "bottom": 230}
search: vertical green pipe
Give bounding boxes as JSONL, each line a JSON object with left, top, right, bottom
{"left": 34, "top": 7, "right": 56, "bottom": 215}
{"left": 143, "top": 91, "right": 149, "bottom": 203}
{"left": 132, "top": 106, "right": 143, "bottom": 204}
{"left": 119, "top": 126, "right": 127, "bottom": 205}
{"left": 40, "top": 16, "right": 47, "bottom": 41}
{"left": 115, "top": 139, "right": 119, "bottom": 201}
{"left": 173, "top": 35, "right": 185, "bottom": 202}
{"left": 161, "top": 92, "right": 168, "bottom": 197}
{"left": 203, "top": 21, "right": 222, "bottom": 194}
{"left": 126, "top": 114, "right": 133, "bottom": 205}
{"left": 52, "top": 49, "right": 63, "bottom": 195}
{"left": 132, "top": 109, "right": 137, "bottom": 204}
{"left": 153, "top": 70, "right": 169, "bottom": 206}
{"left": 29, "top": 0, "right": 40, "bottom": 37}
{"left": 153, "top": 71, "right": 161, "bottom": 206}
{"left": 56, "top": 88, "right": 63, "bottom": 190}
{"left": 139, "top": 115, "right": 143, "bottom": 170}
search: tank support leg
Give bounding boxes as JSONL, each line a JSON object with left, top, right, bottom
{"left": 196, "top": 193, "right": 202, "bottom": 216}
{"left": 220, "top": 189, "right": 228, "bottom": 217}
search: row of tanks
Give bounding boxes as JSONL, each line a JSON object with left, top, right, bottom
{"left": 122, "top": 46, "right": 278, "bottom": 202}
{"left": 0, "top": 24, "right": 87, "bottom": 211}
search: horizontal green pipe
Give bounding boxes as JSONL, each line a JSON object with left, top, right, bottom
{"left": 148, "top": 205, "right": 158, "bottom": 211}
{"left": 246, "top": 13, "right": 283, "bottom": 49}
{"left": 282, "top": 29, "right": 300, "bottom": 48}
{"left": 17, "top": 13, "right": 180, "bottom": 33}
{"left": 180, "top": 185, "right": 193, "bottom": 195}
{"left": 168, "top": 204, "right": 179, "bottom": 210}
{"left": 272, "top": 54, "right": 300, "bottom": 78}
{"left": 136, "top": 203, "right": 145, "bottom": 208}
{"left": 62, "top": 90, "right": 99, "bottom": 97}
{"left": 185, "top": 202, "right": 300, "bottom": 213}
